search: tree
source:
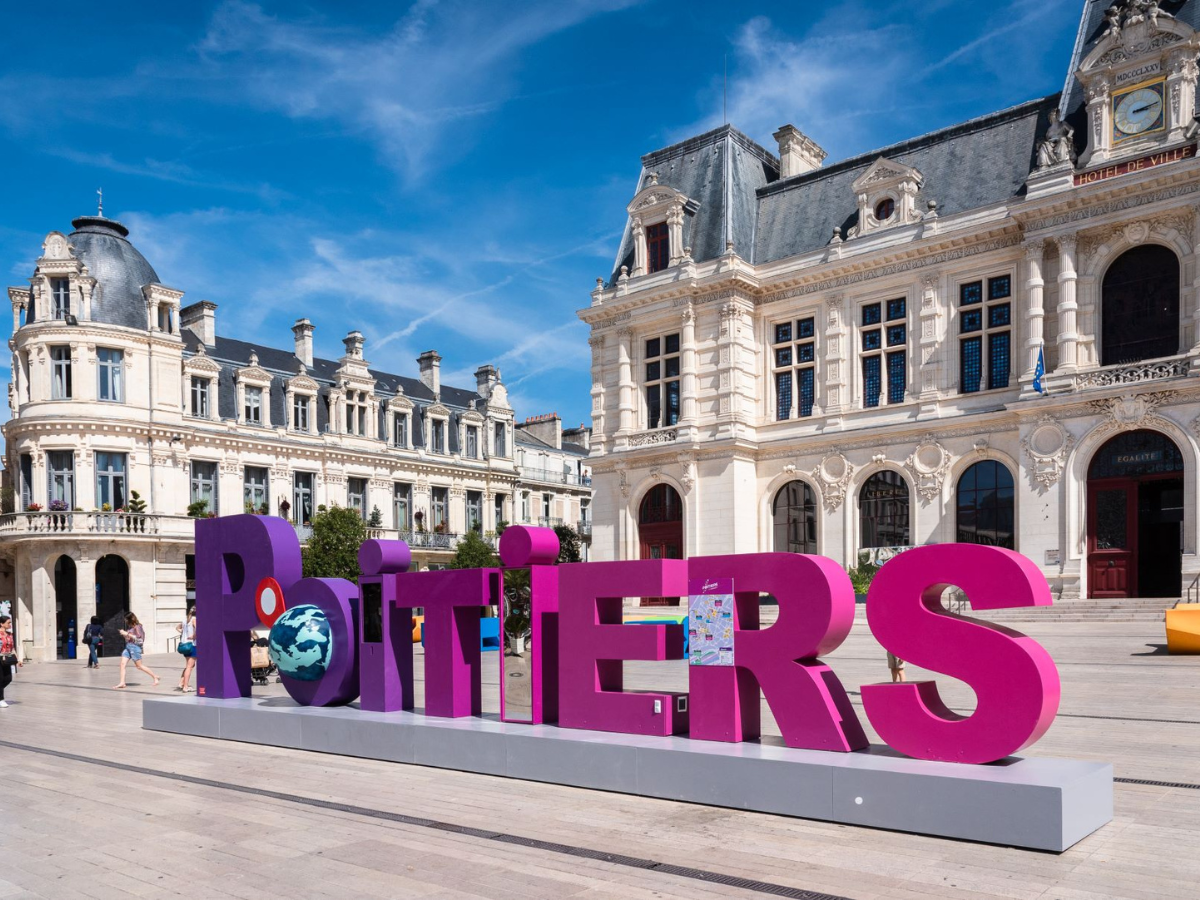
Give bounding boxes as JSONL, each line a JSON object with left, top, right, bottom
{"left": 302, "top": 505, "right": 368, "bottom": 583}
{"left": 553, "top": 524, "right": 582, "bottom": 563}
{"left": 449, "top": 530, "right": 498, "bottom": 570}
{"left": 367, "top": 505, "right": 383, "bottom": 528}
{"left": 126, "top": 490, "right": 147, "bottom": 514}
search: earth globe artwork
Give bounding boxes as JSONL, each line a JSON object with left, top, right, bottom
{"left": 267, "top": 604, "right": 334, "bottom": 682}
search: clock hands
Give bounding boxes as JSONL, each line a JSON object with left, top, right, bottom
{"left": 1131, "top": 101, "right": 1161, "bottom": 115}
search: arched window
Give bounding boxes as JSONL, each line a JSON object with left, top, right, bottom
{"left": 1102, "top": 245, "right": 1180, "bottom": 366}
{"left": 956, "top": 461, "right": 1015, "bottom": 549}
{"left": 773, "top": 481, "right": 817, "bottom": 554}
{"left": 860, "top": 471, "right": 910, "bottom": 549}
{"left": 639, "top": 484, "right": 683, "bottom": 525}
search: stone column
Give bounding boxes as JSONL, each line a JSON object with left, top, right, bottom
{"left": 917, "top": 272, "right": 942, "bottom": 403}
{"left": 630, "top": 221, "right": 646, "bottom": 277}
{"left": 823, "top": 293, "right": 849, "bottom": 419}
{"left": 588, "top": 334, "right": 607, "bottom": 450}
{"left": 1022, "top": 239, "right": 1046, "bottom": 386}
{"left": 680, "top": 303, "right": 698, "bottom": 429}
{"left": 1055, "top": 235, "right": 1079, "bottom": 374}
{"left": 616, "top": 328, "right": 634, "bottom": 436}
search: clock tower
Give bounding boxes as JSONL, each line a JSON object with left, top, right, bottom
{"left": 1076, "top": 1, "right": 1200, "bottom": 169}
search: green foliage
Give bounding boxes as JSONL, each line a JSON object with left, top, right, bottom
{"left": 302, "top": 505, "right": 368, "bottom": 584}
{"left": 449, "top": 530, "right": 498, "bottom": 570}
{"left": 187, "top": 499, "right": 209, "bottom": 518}
{"left": 847, "top": 552, "right": 880, "bottom": 596}
{"left": 495, "top": 519, "right": 509, "bottom": 537}
{"left": 0, "top": 487, "right": 14, "bottom": 514}
{"left": 502, "top": 568, "right": 531, "bottom": 639}
{"left": 367, "top": 505, "right": 384, "bottom": 528}
{"left": 553, "top": 524, "right": 582, "bottom": 564}
{"left": 126, "top": 491, "right": 147, "bottom": 514}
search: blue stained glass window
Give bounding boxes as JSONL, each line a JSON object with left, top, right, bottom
{"left": 988, "top": 275, "right": 1012, "bottom": 300}
{"left": 798, "top": 343, "right": 815, "bottom": 363}
{"left": 988, "top": 303, "right": 1011, "bottom": 328}
{"left": 776, "top": 371, "right": 793, "bottom": 420}
{"left": 775, "top": 347, "right": 793, "bottom": 367}
{"left": 774, "top": 323, "right": 792, "bottom": 344}
{"left": 961, "top": 337, "right": 982, "bottom": 393}
{"left": 960, "top": 282, "right": 983, "bottom": 305}
{"left": 798, "top": 318, "right": 815, "bottom": 338}
{"left": 887, "top": 298, "right": 906, "bottom": 321}
{"left": 961, "top": 310, "right": 983, "bottom": 333}
{"left": 887, "top": 351, "right": 906, "bottom": 404}
{"left": 988, "top": 332, "right": 1011, "bottom": 390}
{"left": 666, "top": 380, "right": 680, "bottom": 425}
{"left": 863, "top": 303, "right": 882, "bottom": 326}
{"left": 863, "top": 356, "right": 881, "bottom": 408}
{"left": 862, "top": 329, "right": 882, "bottom": 351}
{"left": 887, "top": 325, "right": 907, "bottom": 347}
{"left": 799, "top": 368, "right": 815, "bottom": 418}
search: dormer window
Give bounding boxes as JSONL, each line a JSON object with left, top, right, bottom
{"left": 292, "top": 395, "right": 311, "bottom": 432}
{"left": 432, "top": 420, "right": 446, "bottom": 454}
{"left": 874, "top": 198, "right": 895, "bottom": 223}
{"left": 646, "top": 222, "right": 670, "bottom": 274}
{"left": 626, "top": 176, "right": 691, "bottom": 277}
{"left": 345, "top": 390, "right": 369, "bottom": 436}
{"left": 244, "top": 386, "right": 263, "bottom": 425}
{"left": 394, "top": 412, "right": 409, "bottom": 447}
{"left": 190, "top": 376, "right": 212, "bottom": 418}
{"left": 850, "top": 157, "right": 923, "bottom": 238}
{"left": 51, "top": 279, "right": 70, "bottom": 319}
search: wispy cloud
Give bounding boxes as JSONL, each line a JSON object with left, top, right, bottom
{"left": 924, "top": 1, "right": 1060, "bottom": 75}
{"left": 50, "top": 149, "right": 284, "bottom": 201}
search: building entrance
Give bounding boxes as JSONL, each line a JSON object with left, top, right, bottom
{"left": 96, "top": 555, "right": 130, "bottom": 655}
{"left": 1087, "top": 430, "right": 1184, "bottom": 599}
{"left": 54, "top": 555, "right": 77, "bottom": 659}
{"left": 638, "top": 484, "right": 683, "bottom": 607}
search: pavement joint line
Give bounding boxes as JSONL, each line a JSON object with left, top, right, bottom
{"left": 0, "top": 737, "right": 857, "bottom": 900}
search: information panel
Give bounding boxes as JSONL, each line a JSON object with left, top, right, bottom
{"left": 688, "top": 577, "right": 735, "bottom": 666}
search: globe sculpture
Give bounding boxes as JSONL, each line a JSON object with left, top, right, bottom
{"left": 267, "top": 604, "right": 333, "bottom": 682}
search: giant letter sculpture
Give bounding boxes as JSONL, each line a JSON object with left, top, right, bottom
{"left": 861, "top": 544, "right": 1060, "bottom": 764}
{"left": 277, "top": 577, "right": 361, "bottom": 707}
{"left": 498, "top": 526, "right": 561, "bottom": 723}
{"left": 358, "top": 539, "right": 414, "bottom": 712}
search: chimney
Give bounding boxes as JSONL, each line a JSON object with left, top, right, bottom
{"left": 180, "top": 301, "right": 217, "bottom": 347}
{"left": 773, "top": 125, "right": 827, "bottom": 179}
{"left": 292, "top": 318, "right": 314, "bottom": 368}
{"left": 343, "top": 330, "right": 364, "bottom": 360}
{"left": 418, "top": 350, "right": 441, "bottom": 395}
{"left": 563, "top": 424, "right": 592, "bottom": 451}
{"left": 475, "top": 364, "right": 498, "bottom": 399}
{"left": 519, "top": 413, "right": 562, "bottom": 450}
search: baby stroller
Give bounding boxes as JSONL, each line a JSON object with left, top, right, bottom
{"left": 250, "top": 631, "right": 277, "bottom": 686}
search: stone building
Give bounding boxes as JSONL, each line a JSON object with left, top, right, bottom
{"left": 581, "top": 0, "right": 1200, "bottom": 605}
{"left": 1, "top": 215, "right": 537, "bottom": 660}
{"left": 513, "top": 413, "right": 593, "bottom": 555}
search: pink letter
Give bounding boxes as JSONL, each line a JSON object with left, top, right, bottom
{"left": 861, "top": 544, "right": 1060, "bottom": 764}
{"left": 558, "top": 560, "right": 688, "bottom": 736}
{"left": 688, "top": 554, "right": 866, "bottom": 751}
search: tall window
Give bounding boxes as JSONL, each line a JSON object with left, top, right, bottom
{"left": 95, "top": 452, "right": 127, "bottom": 511}
{"left": 50, "top": 346, "right": 72, "bottom": 399}
{"left": 959, "top": 275, "right": 1012, "bottom": 393}
{"left": 47, "top": 451, "right": 74, "bottom": 508}
{"left": 51, "top": 278, "right": 70, "bottom": 319}
{"left": 244, "top": 467, "right": 268, "bottom": 514}
{"left": 956, "top": 461, "right": 1015, "bottom": 549}
{"left": 645, "top": 333, "right": 680, "bottom": 429}
{"left": 494, "top": 493, "right": 506, "bottom": 528}
{"left": 772, "top": 481, "right": 817, "bottom": 554}
{"left": 1102, "top": 245, "right": 1181, "bottom": 365}
{"left": 191, "top": 461, "right": 218, "bottom": 512}
{"left": 394, "top": 483, "right": 412, "bottom": 531}
{"left": 542, "top": 493, "right": 552, "bottom": 523}
{"left": 97, "top": 348, "right": 123, "bottom": 402}
{"left": 466, "top": 491, "right": 483, "bottom": 532}
{"left": 393, "top": 412, "right": 409, "bottom": 447}
{"left": 347, "top": 477, "right": 367, "bottom": 519}
{"left": 431, "top": 419, "right": 446, "bottom": 454}
{"left": 293, "top": 472, "right": 315, "bottom": 524}
{"left": 346, "top": 390, "right": 369, "bottom": 436}
{"left": 859, "top": 470, "right": 910, "bottom": 549}
{"left": 466, "top": 425, "right": 478, "bottom": 459}
{"left": 772, "top": 317, "right": 817, "bottom": 420}
{"left": 158, "top": 305, "right": 173, "bottom": 333}
{"left": 244, "top": 386, "right": 263, "bottom": 425}
{"left": 521, "top": 491, "right": 530, "bottom": 522}
{"left": 646, "top": 221, "right": 670, "bottom": 273}
{"left": 431, "top": 487, "right": 449, "bottom": 530}
{"left": 861, "top": 299, "right": 906, "bottom": 408}
{"left": 190, "top": 376, "right": 211, "bottom": 418}
{"left": 493, "top": 421, "right": 507, "bottom": 457}
{"left": 293, "top": 395, "right": 311, "bottom": 432}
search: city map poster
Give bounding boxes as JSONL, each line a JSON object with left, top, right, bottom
{"left": 688, "top": 577, "right": 735, "bottom": 666}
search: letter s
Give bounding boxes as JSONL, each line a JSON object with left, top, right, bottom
{"left": 861, "top": 545, "right": 1060, "bottom": 764}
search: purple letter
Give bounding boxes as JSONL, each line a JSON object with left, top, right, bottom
{"left": 358, "top": 540, "right": 414, "bottom": 713}
{"left": 498, "top": 526, "right": 560, "bottom": 724}
{"left": 278, "top": 578, "right": 361, "bottom": 707}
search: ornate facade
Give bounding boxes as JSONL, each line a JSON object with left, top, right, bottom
{"left": 581, "top": 1, "right": 1200, "bottom": 603}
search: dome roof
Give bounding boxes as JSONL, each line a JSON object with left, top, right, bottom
{"left": 60, "top": 216, "right": 161, "bottom": 330}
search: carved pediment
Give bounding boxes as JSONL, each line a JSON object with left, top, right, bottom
{"left": 236, "top": 351, "right": 273, "bottom": 386}
{"left": 626, "top": 175, "right": 692, "bottom": 217}
{"left": 182, "top": 346, "right": 221, "bottom": 375}
{"left": 288, "top": 363, "right": 319, "bottom": 393}
{"left": 41, "top": 232, "right": 73, "bottom": 262}
{"left": 851, "top": 157, "right": 923, "bottom": 194}
{"left": 426, "top": 401, "right": 450, "bottom": 419}
{"left": 387, "top": 392, "right": 414, "bottom": 412}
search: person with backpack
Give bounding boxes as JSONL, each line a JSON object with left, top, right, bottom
{"left": 175, "top": 608, "right": 197, "bottom": 692}
{"left": 0, "top": 615, "right": 21, "bottom": 708}
{"left": 82, "top": 616, "right": 103, "bottom": 669}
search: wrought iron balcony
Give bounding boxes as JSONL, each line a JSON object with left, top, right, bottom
{"left": 518, "top": 467, "right": 592, "bottom": 487}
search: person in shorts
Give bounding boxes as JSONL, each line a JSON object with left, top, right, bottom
{"left": 175, "top": 608, "right": 197, "bottom": 693}
{"left": 887, "top": 651, "right": 906, "bottom": 683}
{"left": 114, "top": 612, "right": 159, "bottom": 689}
{"left": 0, "top": 615, "right": 21, "bottom": 708}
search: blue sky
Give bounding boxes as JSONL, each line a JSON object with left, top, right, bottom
{"left": 1, "top": 1, "right": 1084, "bottom": 426}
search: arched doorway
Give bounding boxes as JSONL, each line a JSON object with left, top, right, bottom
{"left": 956, "top": 461, "right": 1015, "bottom": 549}
{"left": 1102, "top": 245, "right": 1180, "bottom": 366}
{"left": 96, "top": 555, "right": 130, "bottom": 655}
{"left": 1087, "top": 430, "right": 1184, "bottom": 598}
{"left": 54, "top": 555, "right": 77, "bottom": 660}
{"left": 639, "top": 484, "right": 683, "bottom": 607}
{"left": 859, "top": 471, "right": 910, "bottom": 551}
{"left": 773, "top": 481, "right": 818, "bottom": 554}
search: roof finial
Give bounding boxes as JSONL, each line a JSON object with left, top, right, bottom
{"left": 97, "top": 188, "right": 103, "bottom": 217}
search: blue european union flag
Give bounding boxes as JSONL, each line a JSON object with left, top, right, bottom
{"left": 1033, "top": 346, "right": 1046, "bottom": 395}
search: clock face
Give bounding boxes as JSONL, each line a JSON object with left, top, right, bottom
{"left": 1113, "top": 83, "right": 1165, "bottom": 140}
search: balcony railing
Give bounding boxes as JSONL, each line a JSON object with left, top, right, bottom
{"left": 537, "top": 517, "right": 564, "bottom": 528}
{"left": 577, "top": 520, "right": 592, "bottom": 538}
{"left": 0, "top": 512, "right": 194, "bottom": 537}
{"left": 1074, "top": 355, "right": 1190, "bottom": 389}
{"left": 519, "top": 467, "right": 592, "bottom": 487}
{"left": 397, "top": 530, "right": 460, "bottom": 551}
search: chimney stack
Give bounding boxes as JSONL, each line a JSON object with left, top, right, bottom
{"left": 418, "top": 350, "right": 441, "bottom": 395}
{"left": 773, "top": 125, "right": 827, "bottom": 179}
{"left": 292, "top": 318, "right": 314, "bottom": 368}
{"left": 475, "top": 364, "right": 499, "bottom": 399}
{"left": 519, "top": 413, "right": 562, "bottom": 450}
{"left": 180, "top": 301, "right": 217, "bottom": 347}
{"left": 343, "top": 330, "right": 364, "bottom": 360}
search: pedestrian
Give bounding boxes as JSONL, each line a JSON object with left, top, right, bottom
{"left": 114, "top": 612, "right": 159, "bottom": 689}
{"left": 175, "top": 607, "right": 197, "bottom": 693}
{"left": 82, "top": 616, "right": 104, "bottom": 669}
{"left": 0, "top": 615, "right": 21, "bottom": 708}
{"left": 887, "top": 651, "right": 906, "bottom": 683}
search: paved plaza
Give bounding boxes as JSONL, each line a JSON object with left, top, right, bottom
{"left": 1, "top": 618, "right": 1198, "bottom": 900}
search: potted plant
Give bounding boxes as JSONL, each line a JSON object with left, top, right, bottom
{"left": 101, "top": 503, "right": 112, "bottom": 512}
{"left": 126, "top": 491, "right": 147, "bottom": 514}
{"left": 414, "top": 510, "right": 426, "bottom": 533}
{"left": 189, "top": 500, "right": 211, "bottom": 519}
{"left": 25, "top": 502, "right": 42, "bottom": 512}
{"left": 48, "top": 500, "right": 68, "bottom": 512}
{"left": 847, "top": 552, "right": 880, "bottom": 604}
{"left": 367, "top": 505, "right": 383, "bottom": 528}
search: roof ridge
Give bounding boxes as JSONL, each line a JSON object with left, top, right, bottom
{"left": 641, "top": 124, "right": 780, "bottom": 171}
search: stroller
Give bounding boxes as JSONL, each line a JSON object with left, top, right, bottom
{"left": 250, "top": 630, "right": 278, "bottom": 686}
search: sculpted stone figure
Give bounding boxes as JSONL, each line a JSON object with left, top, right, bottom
{"left": 1037, "top": 110, "right": 1077, "bottom": 169}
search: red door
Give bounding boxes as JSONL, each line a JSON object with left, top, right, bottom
{"left": 1087, "top": 480, "right": 1138, "bottom": 599}
{"left": 639, "top": 522, "right": 683, "bottom": 607}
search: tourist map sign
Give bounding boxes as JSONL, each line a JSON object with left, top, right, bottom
{"left": 688, "top": 577, "right": 734, "bottom": 666}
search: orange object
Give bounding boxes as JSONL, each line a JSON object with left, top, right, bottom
{"left": 1166, "top": 604, "right": 1200, "bottom": 654}
{"left": 411, "top": 614, "right": 425, "bottom": 643}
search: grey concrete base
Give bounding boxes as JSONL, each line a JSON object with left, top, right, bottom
{"left": 143, "top": 697, "right": 1112, "bottom": 852}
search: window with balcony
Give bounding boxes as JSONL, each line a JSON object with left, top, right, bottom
{"left": 51, "top": 278, "right": 71, "bottom": 319}
{"left": 47, "top": 451, "right": 74, "bottom": 509}
{"left": 97, "top": 348, "right": 124, "bottom": 402}
{"left": 644, "top": 333, "right": 680, "bottom": 429}
{"left": 431, "top": 486, "right": 449, "bottom": 531}
{"left": 292, "top": 395, "right": 311, "bottom": 432}
{"left": 190, "top": 376, "right": 211, "bottom": 418}
{"left": 646, "top": 222, "right": 670, "bottom": 273}
{"left": 19, "top": 455, "right": 32, "bottom": 511}
{"left": 466, "top": 425, "right": 478, "bottom": 459}
{"left": 772, "top": 316, "right": 817, "bottom": 420}
{"left": 861, "top": 299, "right": 907, "bottom": 408}
{"left": 959, "top": 275, "right": 1013, "bottom": 393}
{"left": 393, "top": 412, "right": 409, "bottom": 447}
{"left": 95, "top": 452, "right": 127, "bottom": 511}
{"left": 348, "top": 477, "right": 367, "bottom": 519}
{"left": 191, "top": 461, "right": 218, "bottom": 513}
{"left": 244, "top": 466, "right": 269, "bottom": 514}
{"left": 466, "top": 491, "right": 483, "bottom": 532}
{"left": 50, "top": 346, "right": 73, "bottom": 399}
{"left": 394, "top": 482, "right": 412, "bottom": 531}
{"left": 542, "top": 493, "right": 552, "bottom": 522}
{"left": 293, "top": 472, "right": 315, "bottom": 524}
{"left": 244, "top": 386, "right": 264, "bottom": 425}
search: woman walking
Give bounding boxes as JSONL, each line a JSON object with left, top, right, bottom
{"left": 83, "top": 616, "right": 104, "bottom": 669}
{"left": 0, "top": 615, "right": 21, "bottom": 708}
{"left": 176, "top": 608, "right": 197, "bottom": 692}
{"left": 114, "top": 612, "right": 159, "bottom": 689}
